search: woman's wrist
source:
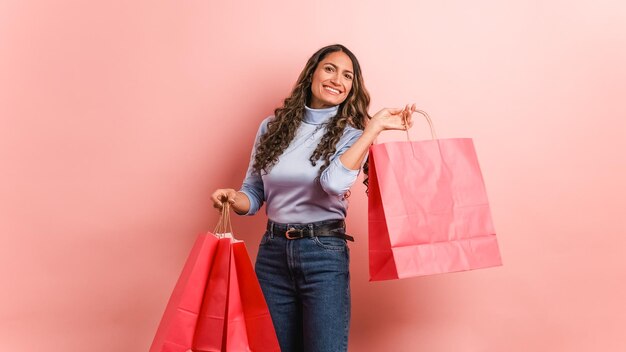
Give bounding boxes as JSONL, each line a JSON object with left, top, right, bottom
{"left": 363, "top": 123, "right": 382, "bottom": 142}
{"left": 232, "top": 191, "right": 251, "bottom": 215}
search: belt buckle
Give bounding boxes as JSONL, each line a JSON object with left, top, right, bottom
{"left": 285, "top": 227, "right": 303, "bottom": 240}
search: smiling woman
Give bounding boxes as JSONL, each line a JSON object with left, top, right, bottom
{"left": 210, "top": 44, "right": 416, "bottom": 352}
{"left": 309, "top": 51, "right": 355, "bottom": 108}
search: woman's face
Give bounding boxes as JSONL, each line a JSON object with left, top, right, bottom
{"left": 309, "top": 51, "right": 354, "bottom": 109}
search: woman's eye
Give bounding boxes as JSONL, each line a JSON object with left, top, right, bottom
{"left": 345, "top": 74, "right": 353, "bottom": 80}
{"left": 324, "top": 66, "right": 333, "bottom": 72}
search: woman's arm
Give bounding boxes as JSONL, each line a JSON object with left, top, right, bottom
{"left": 211, "top": 117, "right": 271, "bottom": 215}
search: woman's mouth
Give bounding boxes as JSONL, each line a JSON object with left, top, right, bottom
{"left": 323, "top": 85, "right": 341, "bottom": 95}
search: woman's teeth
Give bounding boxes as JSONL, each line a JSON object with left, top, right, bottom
{"left": 324, "top": 86, "right": 340, "bottom": 94}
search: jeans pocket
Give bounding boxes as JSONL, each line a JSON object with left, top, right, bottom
{"left": 259, "top": 231, "right": 272, "bottom": 246}
{"left": 312, "top": 236, "right": 347, "bottom": 251}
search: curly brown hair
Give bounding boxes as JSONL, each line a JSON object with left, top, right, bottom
{"left": 252, "top": 44, "right": 371, "bottom": 191}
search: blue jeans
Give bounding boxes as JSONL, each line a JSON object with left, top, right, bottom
{"left": 255, "top": 220, "right": 351, "bottom": 352}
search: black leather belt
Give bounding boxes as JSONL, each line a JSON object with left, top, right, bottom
{"left": 267, "top": 219, "right": 354, "bottom": 242}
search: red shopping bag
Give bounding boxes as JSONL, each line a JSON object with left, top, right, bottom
{"left": 149, "top": 233, "right": 219, "bottom": 351}
{"left": 231, "top": 243, "right": 280, "bottom": 350}
{"left": 368, "top": 110, "right": 502, "bottom": 281}
{"left": 192, "top": 237, "right": 231, "bottom": 351}
{"left": 193, "top": 238, "right": 279, "bottom": 352}
{"left": 150, "top": 204, "right": 280, "bottom": 351}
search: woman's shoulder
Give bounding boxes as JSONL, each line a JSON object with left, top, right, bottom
{"left": 343, "top": 123, "right": 362, "bottom": 133}
{"left": 341, "top": 123, "right": 364, "bottom": 139}
{"left": 256, "top": 115, "right": 275, "bottom": 134}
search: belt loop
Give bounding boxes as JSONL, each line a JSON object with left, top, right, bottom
{"left": 270, "top": 222, "right": 275, "bottom": 239}
{"left": 308, "top": 223, "right": 314, "bottom": 237}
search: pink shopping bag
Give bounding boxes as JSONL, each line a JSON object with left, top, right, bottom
{"left": 368, "top": 110, "right": 503, "bottom": 281}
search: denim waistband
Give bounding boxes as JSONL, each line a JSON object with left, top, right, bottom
{"left": 267, "top": 219, "right": 345, "bottom": 233}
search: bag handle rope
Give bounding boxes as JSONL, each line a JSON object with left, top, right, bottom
{"left": 402, "top": 108, "right": 439, "bottom": 159}
{"left": 404, "top": 108, "right": 437, "bottom": 141}
{"left": 213, "top": 202, "right": 234, "bottom": 239}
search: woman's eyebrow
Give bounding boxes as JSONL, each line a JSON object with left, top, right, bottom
{"left": 324, "top": 62, "right": 354, "bottom": 75}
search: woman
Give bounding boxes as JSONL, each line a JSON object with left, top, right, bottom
{"left": 211, "top": 44, "right": 416, "bottom": 352}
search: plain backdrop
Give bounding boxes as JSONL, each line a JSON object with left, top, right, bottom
{"left": 1, "top": 1, "right": 625, "bottom": 351}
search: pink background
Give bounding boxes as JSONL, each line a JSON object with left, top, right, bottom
{"left": 1, "top": 1, "right": 625, "bottom": 351}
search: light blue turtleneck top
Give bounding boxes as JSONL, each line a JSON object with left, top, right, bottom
{"left": 238, "top": 105, "right": 364, "bottom": 223}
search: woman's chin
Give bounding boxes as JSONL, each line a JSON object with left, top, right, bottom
{"left": 324, "top": 97, "right": 345, "bottom": 106}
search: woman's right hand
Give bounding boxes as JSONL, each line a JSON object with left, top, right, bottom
{"left": 210, "top": 188, "right": 238, "bottom": 211}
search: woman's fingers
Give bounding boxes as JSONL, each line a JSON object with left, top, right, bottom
{"left": 398, "top": 103, "right": 418, "bottom": 130}
{"left": 211, "top": 189, "right": 237, "bottom": 211}
{"left": 373, "top": 104, "right": 420, "bottom": 131}
{"left": 406, "top": 104, "right": 411, "bottom": 127}
{"left": 211, "top": 192, "right": 224, "bottom": 209}
{"left": 385, "top": 107, "right": 404, "bottom": 116}
{"left": 400, "top": 105, "right": 407, "bottom": 129}
{"left": 405, "top": 103, "right": 418, "bottom": 128}
{"left": 227, "top": 191, "right": 237, "bottom": 204}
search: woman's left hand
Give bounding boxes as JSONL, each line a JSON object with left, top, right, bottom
{"left": 367, "top": 103, "right": 417, "bottom": 135}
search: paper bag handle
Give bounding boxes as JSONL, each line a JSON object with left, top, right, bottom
{"left": 404, "top": 109, "right": 437, "bottom": 141}
{"left": 213, "top": 202, "right": 235, "bottom": 239}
